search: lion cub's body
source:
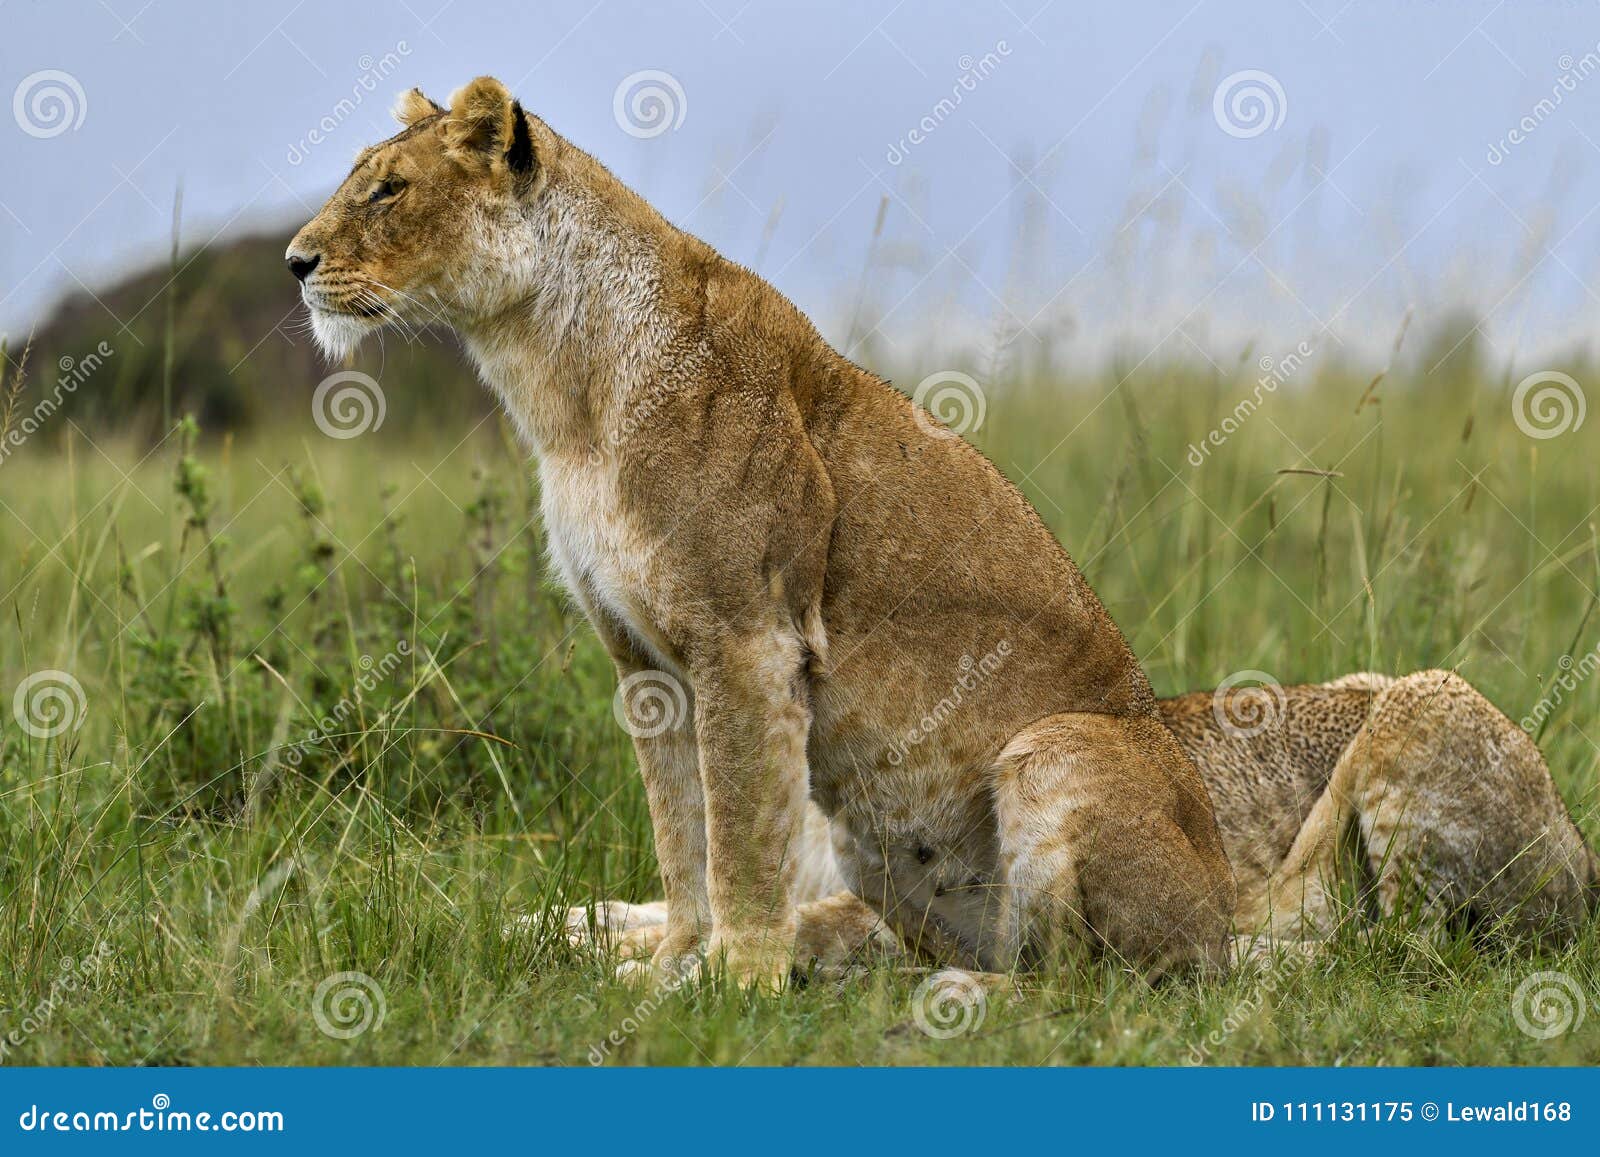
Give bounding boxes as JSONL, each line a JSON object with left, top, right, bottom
{"left": 289, "top": 77, "right": 1235, "bottom": 983}
{"left": 1169, "top": 671, "right": 1597, "bottom": 939}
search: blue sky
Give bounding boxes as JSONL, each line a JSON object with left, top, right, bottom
{"left": 6, "top": 0, "right": 1600, "bottom": 369}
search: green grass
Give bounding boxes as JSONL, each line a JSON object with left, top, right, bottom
{"left": 2, "top": 350, "right": 1598, "bottom": 1066}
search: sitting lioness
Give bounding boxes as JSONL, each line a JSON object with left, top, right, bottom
{"left": 287, "top": 78, "right": 1235, "bottom": 985}
{"left": 572, "top": 670, "right": 1599, "bottom": 968}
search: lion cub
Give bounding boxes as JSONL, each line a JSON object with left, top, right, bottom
{"left": 288, "top": 77, "right": 1235, "bottom": 986}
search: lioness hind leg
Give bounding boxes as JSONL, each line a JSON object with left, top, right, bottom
{"left": 993, "top": 712, "right": 1236, "bottom": 979}
{"left": 1266, "top": 670, "right": 1598, "bottom": 941}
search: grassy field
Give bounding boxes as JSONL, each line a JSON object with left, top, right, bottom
{"left": 2, "top": 343, "right": 1598, "bottom": 1066}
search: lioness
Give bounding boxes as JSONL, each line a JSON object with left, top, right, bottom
{"left": 573, "top": 670, "right": 1599, "bottom": 967}
{"left": 287, "top": 78, "right": 1235, "bottom": 985}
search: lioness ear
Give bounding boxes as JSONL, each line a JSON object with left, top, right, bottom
{"left": 393, "top": 87, "right": 443, "bottom": 128}
{"left": 442, "top": 77, "right": 537, "bottom": 180}
{"left": 506, "top": 100, "right": 534, "bottom": 176}
{"left": 445, "top": 78, "right": 507, "bottom": 153}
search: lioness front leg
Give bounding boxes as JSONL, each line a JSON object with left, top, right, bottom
{"left": 691, "top": 624, "right": 814, "bottom": 989}
{"left": 586, "top": 602, "right": 713, "bottom": 969}
{"left": 632, "top": 718, "right": 714, "bottom": 970}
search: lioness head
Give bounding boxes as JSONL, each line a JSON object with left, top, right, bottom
{"left": 286, "top": 76, "right": 553, "bottom": 360}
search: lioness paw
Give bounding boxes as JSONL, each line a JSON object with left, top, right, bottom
{"left": 706, "top": 931, "right": 796, "bottom": 993}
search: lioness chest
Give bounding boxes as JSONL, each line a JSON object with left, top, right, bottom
{"left": 538, "top": 453, "right": 680, "bottom": 671}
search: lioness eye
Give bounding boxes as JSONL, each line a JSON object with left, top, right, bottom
{"left": 368, "top": 177, "right": 404, "bottom": 204}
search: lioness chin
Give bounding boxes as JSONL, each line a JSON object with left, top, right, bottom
{"left": 289, "top": 76, "right": 1234, "bottom": 987}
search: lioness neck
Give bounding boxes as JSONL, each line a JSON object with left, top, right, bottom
{"left": 460, "top": 147, "right": 692, "bottom": 460}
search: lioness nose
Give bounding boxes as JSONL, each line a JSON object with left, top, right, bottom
{"left": 286, "top": 252, "right": 321, "bottom": 282}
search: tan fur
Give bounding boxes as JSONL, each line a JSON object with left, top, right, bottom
{"left": 289, "top": 77, "right": 1235, "bottom": 987}
{"left": 994, "top": 712, "right": 1235, "bottom": 973}
{"left": 1161, "top": 670, "right": 1598, "bottom": 942}
{"left": 573, "top": 669, "right": 1597, "bottom": 969}
{"left": 392, "top": 87, "right": 443, "bottom": 128}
